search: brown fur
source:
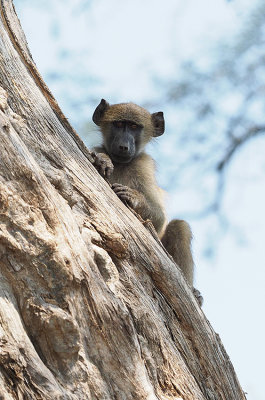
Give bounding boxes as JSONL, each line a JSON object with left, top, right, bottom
{"left": 161, "top": 220, "right": 194, "bottom": 285}
{"left": 91, "top": 100, "right": 202, "bottom": 303}
{"left": 94, "top": 147, "right": 166, "bottom": 234}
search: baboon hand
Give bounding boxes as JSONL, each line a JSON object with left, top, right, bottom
{"left": 91, "top": 152, "right": 114, "bottom": 179}
{"left": 112, "top": 183, "right": 146, "bottom": 211}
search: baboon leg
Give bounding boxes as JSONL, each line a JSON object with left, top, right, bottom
{"left": 161, "top": 219, "right": 194, "bottom": 286}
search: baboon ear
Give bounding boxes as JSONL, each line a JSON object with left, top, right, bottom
{"left": 92, "top": 99, "right": 110, "bottom": 126}
{"left": 151, "top": 111, "right": 165, "bottom": 136}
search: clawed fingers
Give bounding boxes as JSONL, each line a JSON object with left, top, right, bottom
{"left": 112, "top": 184, "right": 133, "bottom": 203}
{"left": 91, "top": 153, "right": 114, "bottom": 178}
{"left": 112, "top": 183, "right": 129, "bottom": 194}
{"left": 99, "top": 161, "right": 107, "bottom": 175}
{"left": 105, "top": 167, "right": 112, "bottom": 179}
{"left": 111, "top": 183, "right": 139, "bottom": 209}
{"left": 118, "top": 193, "right": 131, "bottom": 201}
{"left": 112, "top": 183, "right": 127, "bottom": 190}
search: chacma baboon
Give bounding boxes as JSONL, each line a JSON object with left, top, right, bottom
{"left": 91, "top": 99, "right": 202, "bottom": 305}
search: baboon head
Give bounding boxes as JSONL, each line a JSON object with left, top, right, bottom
{"left": 92, "top": 99, "right": 165, "bottom": 163}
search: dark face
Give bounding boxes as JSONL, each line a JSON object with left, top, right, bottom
{"left": 105, "top": 120, "right": 143, "bottom": 164}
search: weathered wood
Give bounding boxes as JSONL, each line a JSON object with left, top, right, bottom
{"left": 0, "top": 1, "right": 246, "bottom": 399}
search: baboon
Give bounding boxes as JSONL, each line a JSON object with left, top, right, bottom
{"left": 91, "top": 99, "right": 202, "bottom": 304}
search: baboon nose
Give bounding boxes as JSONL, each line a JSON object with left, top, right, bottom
{"left": 119, "top": 145, "right": 128, "bottom": 152}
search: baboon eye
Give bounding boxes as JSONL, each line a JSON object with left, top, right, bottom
{"left": 114, "top": 121, "right": 124, "bottom": 128}
{"left": 131, "top": 124, "right": 138, "bottom": 130}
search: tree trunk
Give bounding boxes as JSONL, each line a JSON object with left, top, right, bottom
{"left": 0, "top": 1, "right": 246, "bottom": 399}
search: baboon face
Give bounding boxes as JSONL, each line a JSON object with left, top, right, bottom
{"left": 92, "top": 99, "right": 165, "bottom": 164}
{"left": 104, "top": 119, "right": 143, "bottom": 163}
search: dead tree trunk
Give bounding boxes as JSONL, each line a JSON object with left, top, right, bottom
{"left": 0, "top": 1, "right": 246, "bottom": 399}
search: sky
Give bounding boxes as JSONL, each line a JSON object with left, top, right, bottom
{"left": 15, "top": 0, "right": 251, "bottom": 123}
{"left": 14, "top": 1, "right": 265, "bottom": 399}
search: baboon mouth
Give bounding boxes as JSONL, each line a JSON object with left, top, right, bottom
{"left": 111, "top": 154, "right": 133, "bottom": 164}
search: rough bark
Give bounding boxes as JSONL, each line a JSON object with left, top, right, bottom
{"left": 0, "top": 1, "right": 246, "bottom": 399}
